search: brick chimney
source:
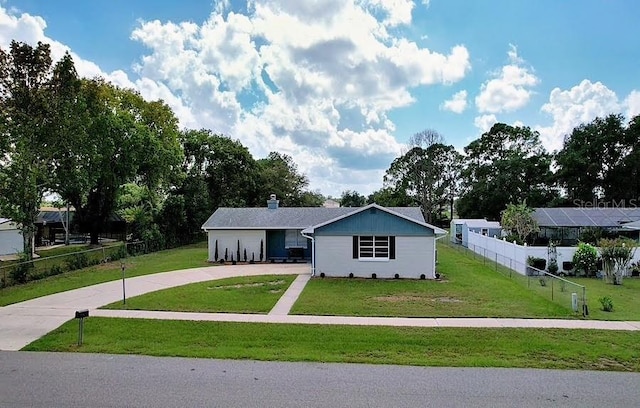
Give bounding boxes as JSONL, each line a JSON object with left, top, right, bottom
{"left": 267, "top": 194, "right": 279, "bottom": 210}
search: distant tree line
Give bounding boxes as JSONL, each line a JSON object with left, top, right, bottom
{"left": 3, "top": 40, "right": 638, "bottom": 259}
{"left": 0, "top": 41, "right": 322, "bottom": 259}
{"left": 344, "top": 116, "right": 640, "bottom": 225}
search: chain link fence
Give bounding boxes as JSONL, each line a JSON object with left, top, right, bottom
{"left": 0, "top": 241, "right": 153, "bottom": 288}
{"left": 445, "top": 240, "right": 588, "bottom": 317}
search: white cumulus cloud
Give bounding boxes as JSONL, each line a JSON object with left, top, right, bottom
{"left": 474, "top": 114, "right": 497, "bottom": 133}
{"left": 126, "top": 0, "right": 471, "bottom": 194}
{"left": 475, "top": 45, "right": 539, "bottom": 114}
{"left": 441, "top": 90, "right": 467, "bottom": 113}
{"left": 535, "top": 79, "right": 622, "bottom": 151}
{"left": 626, "top": 90, "right": 640, "bottom": 118}
{"left": 0, "top": 3, "right": 473, "bottom": 196}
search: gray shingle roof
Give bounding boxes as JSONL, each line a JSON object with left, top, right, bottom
{"left": 202, "top": 206, "right": 425, "bottom": 230}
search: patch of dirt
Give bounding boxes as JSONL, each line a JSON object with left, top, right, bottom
{"left": 593, "top": 357, "right": 634, "bottom": 371}
{"left": 431, "top": 297, "right": 463, "bottom": 303}
{"left": 374, "top": 295, "right": 424, "bottom": 302}
{"left": 209, "top": 279, "right": 286, "bottom": 290}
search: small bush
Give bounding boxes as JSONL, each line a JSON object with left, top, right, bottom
{"left": 547, "top": 259, "right": 559, "bottom": 275}
{"left": 573, "top": 242, "right": 599, "bottom": 277}
{"left": 66, "top": 253, "right": 89, "bottom": 271}
{"left": 599, "top": 296, "right": 614, "bottom": 312}
{"left": 110, "top": 245, "right": 127, "bottom": 261}
{"left": 49, "top": 264, "right": 64, "bottom": 277}
{"left": 10, "top": 255, "right": 33, "bottom": 284}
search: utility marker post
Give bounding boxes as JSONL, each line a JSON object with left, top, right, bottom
{"left": 121, "top": 260, "right": 126, "bottom": 305}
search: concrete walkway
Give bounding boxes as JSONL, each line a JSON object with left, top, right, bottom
{"left": 2, "top": 263, "right": 640, "bottom": 351}
{"left": 91, "top": 309, "right": 640, "bottom": 331}
{"left": 269, "top": 274, "right": 311, "bottom": 315}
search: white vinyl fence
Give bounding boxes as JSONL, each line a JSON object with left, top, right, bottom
{"left": 465, "top": 230, "right": 640, "bottom": 276}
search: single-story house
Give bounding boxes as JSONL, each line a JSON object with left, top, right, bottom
{"left": 202, "top": 196, "right": 447, "bottom": 279}
{"left": 0, "top": 218, "right": 23, "bottom": 256}
{"left": 450, "top": 219, "right": 502, "bottom": 246}
{"left": 533, "top": 207, "right": 640, "bottom": 245}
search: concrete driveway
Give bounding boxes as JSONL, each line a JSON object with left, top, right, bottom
{"left": 2, "top": 262, "right": 639, "bottom": 352}
{"left": 0, "top": 264, "right": 309, "bottom": 351}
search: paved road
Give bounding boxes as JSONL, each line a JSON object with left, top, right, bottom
{"left": 1, "top": 352, "right": 638, "bottom": 408}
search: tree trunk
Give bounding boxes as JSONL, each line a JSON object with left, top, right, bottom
{"left": 22, "top": 227, "right": 34, "bottom": 261}
{"left": 90, "top": 225, "right": 100, "bottom": 246}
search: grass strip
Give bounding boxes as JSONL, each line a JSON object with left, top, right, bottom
{"left": 101, "top": 275, "right": 297, "bottom": 314}
{"left": 0, "top": 242, "right": 208, "bottom": 306}
{"left": 24, "top": 317, "right": 640, "bottom": 372}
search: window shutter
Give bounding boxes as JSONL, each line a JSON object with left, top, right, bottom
{"left": 389, "top": 236, "right": 396, "bottom": 259}
{"left": 353, "top": 236, "right": 359, "bottom": 259}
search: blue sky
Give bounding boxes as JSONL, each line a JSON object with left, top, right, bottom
{"left": 2, "top": 0, "right": 639, "bottom": 196}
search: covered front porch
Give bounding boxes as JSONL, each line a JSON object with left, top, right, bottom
{"left": 266, "top": 229, "right": 311, "bottom": 262}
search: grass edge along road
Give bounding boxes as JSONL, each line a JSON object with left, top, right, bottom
{"left": 24, "top": 317, "right": 640, "bottom": 372}
{"left": 0, "top": 242, "right": 209, "bottom": 306}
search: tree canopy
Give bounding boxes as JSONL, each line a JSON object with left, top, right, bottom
{"left": 0, "top": 41, "right": 58, "bottom": 258}
{"left": 384, "top": 129, "right": 461, "bottom": 223}
{"left": 457, "top": 123, "right": 557, "bottom": 220}
{"left": 555, "top": 114, "right": 639, "bottom": 203}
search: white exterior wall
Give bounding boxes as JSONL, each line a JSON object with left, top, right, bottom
{"left": 314, "top": 235, "right": 436, "bottom": 279}
{"left": 207, "top": 230, "right": 266, "bottom": 262}
{"left": 0, "top": 228, "right": 23, "bottom": 256}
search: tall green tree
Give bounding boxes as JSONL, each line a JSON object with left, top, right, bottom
{"left": 204, "top": 133, "right": 259, "bottom": 208}
{"left": 367, "top": 187, "right": 413, "bottom": 207}
{"left": 457, "top": 123, "right": 557, "bottom": 220}
{"left": 594, "top": 114, "right": 640, "bottom": 202}
{"left": 0, "top": 41, "right": 58, "bottom": 259}
{"left": 339, "top": 190, "right": 366, "bottom": 207}
{"left": 555, "top": 114, "right": 628, "bottom": 203}
{"left": 52, "top": 79, "right": 182, "bottom": 244}
{"left": 152, "top": 129, "right": 213, "bottom": 246}
{"left": 298, "top": 190, "right": 325, "bottom": 207}
{"left": 257, "top": 152, "right": 309, "bottom": 206}
{"left": 384, "top": 136, "right": 461, "bottom": 223}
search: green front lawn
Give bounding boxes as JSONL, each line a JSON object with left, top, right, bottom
{"left": 0, "top": 242, "right": 209, "bottom": 306}
{"left": 292, "top": 243, "right": 571, "bottom": 318}
{"left": 101, "top": 275, "right": 296, "bottom": 314}
{"left": 575, "top": 277, "right": 640, "bottom": 320}
{"left": 24, "top": 317, "right": 640, "bottom": 372}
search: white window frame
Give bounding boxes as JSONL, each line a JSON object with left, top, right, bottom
{"left": 358, "top": 235, "right": 390, "bottom": 261}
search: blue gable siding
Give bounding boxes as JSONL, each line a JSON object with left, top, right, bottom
{"left": 314, "top": 208, "right": 434, "bottom": 236}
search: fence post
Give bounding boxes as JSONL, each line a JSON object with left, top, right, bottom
{"left": 495, "top": 252, "right": 498, "bottom": 271}
{"left": 551, "top": 278, "right": 554, "bottom": 301}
